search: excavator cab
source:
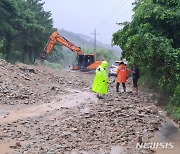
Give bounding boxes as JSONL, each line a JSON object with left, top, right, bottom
{"left": 78, "top": 55, "right": 95, "bottom": 71}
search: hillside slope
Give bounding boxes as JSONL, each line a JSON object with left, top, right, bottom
{"left": 58, "top": 29, "right": 122, "bottom": 58}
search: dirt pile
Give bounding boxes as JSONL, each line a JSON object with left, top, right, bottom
{"left": 0, "top": 60, "right": 89, "bottom": 106}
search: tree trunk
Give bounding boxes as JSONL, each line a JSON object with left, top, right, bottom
{"left": 5, "top": 33, "right": 12, "bottom": 62}
{"left": 28, "top": 46, "right": 33, "bottom": 63}
{"left": 22, "top": 45, "right": 27, "bottom": 63}
{"left": 33, "top": 49, "right": 38, "bottom": 63}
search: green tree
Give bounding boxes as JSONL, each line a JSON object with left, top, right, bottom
{"left": 112, "top": 0, "right": 180, "bottom": 119}
{"left": 14, "top": 0, "right": 54, "bottom": 63}
{"left": 0, "top": 0, "right": 19, "bottom": 61}
{"left": 0, "top": 0, "right": 54, "bottom": 63}
{"left": 83, "top": 48, "right": 116, "bottom": 62}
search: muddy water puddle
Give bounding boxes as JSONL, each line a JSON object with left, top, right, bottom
{"left": 68, "top": 146, "right": 125, "bottom": 154}
{"left": 0, "top": 90, "right": 97, "bottom": 154}
{"left": 0, "top": 90, "right": 97, "bottom": 124}
{"left": 152, "top": 119, "right": 180, "bottom": 154}
{"left": 0, "top": 141, "right": 14, "bottom": 154}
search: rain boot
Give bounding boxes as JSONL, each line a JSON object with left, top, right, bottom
{"left": 97, "top": 94, "right": 104, "bottom": 99}
{"left": 135, "top": 87, "right": 138, "bottom": 95}
{"left": 123, "top": 86, "right": 126, "bottom": 92}
{"left": 116, "top": 83, "right": 119, "bottom": 92}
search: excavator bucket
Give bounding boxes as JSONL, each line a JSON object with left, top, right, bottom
{"left": 87, "top": 61, "right": 102, "bottom": 69}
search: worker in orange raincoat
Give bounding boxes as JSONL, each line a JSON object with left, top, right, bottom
{"left": 116, "top": 62, "right": 129, "bottom": 92}
{"left": 92, "top": 61, "right": 109, "bottom": 99}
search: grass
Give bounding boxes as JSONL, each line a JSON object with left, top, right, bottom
{"left": 138, "top": 73, "right": 180, "bottom": 121}
{"left": 166, "top": 104, "right": 180, "bottom": 121}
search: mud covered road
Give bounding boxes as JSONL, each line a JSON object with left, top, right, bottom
{"left": 0, "top": 59, "right": 179, "bottom": 154}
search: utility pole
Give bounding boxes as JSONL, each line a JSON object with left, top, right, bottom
{"left": 82, "top": 42, "right": 85, "bottom": 50}
{"left": 91, "top": 28, "right": 100, "bottom": 54}
{"left": 94, "top": 29, "right": 96, "bottom": 53}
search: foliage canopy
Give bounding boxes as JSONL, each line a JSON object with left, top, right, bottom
{"left": 112, "top": 0, "right": 180, "bottom": 118}
{"left": 0, "top": 0, "right": 54, "bottom": 63}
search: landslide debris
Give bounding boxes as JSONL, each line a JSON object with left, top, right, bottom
{"left": 0, "top": 59, "right": 89, "bottom": 106}
{"left": 0, "top": 59, "right": 165, "bottom": 153}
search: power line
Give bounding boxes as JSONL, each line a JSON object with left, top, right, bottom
{"left": 98, "top": 2, "right": 132, "bottom": 35}
{"left": 97, "top": 0, "right": 130, "bottom": 33}
{"left": 98, "top": 16, "right": 133, "bottom": 43}
{"left": 96, "top": 0, "right": 126, "bottom": 29}
{"left": 97, "top": 1, "right": 135, "bottom": 37}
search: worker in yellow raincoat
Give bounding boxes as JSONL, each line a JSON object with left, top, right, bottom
{"left": 92, "top": 61, "right": 109, "bottom": 99}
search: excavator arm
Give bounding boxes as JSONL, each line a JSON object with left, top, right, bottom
{"left": 44, "top": 31, "right": 83, "bottom": 56}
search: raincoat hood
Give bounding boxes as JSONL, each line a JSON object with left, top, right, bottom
{"left": 101, "top": 61, "right": 108, "bottom": 68}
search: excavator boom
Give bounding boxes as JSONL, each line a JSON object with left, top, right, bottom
{"left": 44, "top": 32, "right": 82, "bottom": 55}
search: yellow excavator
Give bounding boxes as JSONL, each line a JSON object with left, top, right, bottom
{"left": 41, "top": 31, "right": 102, "bottom": 71}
